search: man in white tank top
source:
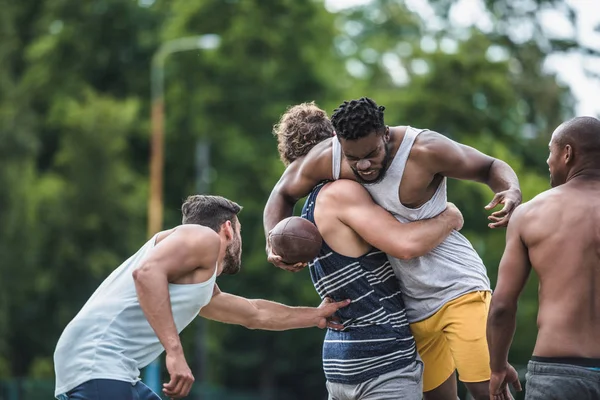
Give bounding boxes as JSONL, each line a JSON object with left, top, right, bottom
{"left": 263, "top": 99, "right": 522, "bottom": 400}
{"left": 54, "top": 194, "right": 349, "bottom": 400}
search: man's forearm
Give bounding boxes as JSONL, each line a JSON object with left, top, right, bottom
{"left": 263, "top": 191, "right": 295, "bottom": 242}
{"left": 487, "top": 159, "right": 520, "bottom": 193}
{"left": 408, "top": 214, "right": 455, "bottom": 257}
{"left": 487, "top": 302, "right": 518, "bottom": 372}
{"left": 133, "top": 269, "right": 183, "bottom": 353}
{"left": 389, "top": 213, "right": 455, "bottom": 260}
{"left": 249, "top": 299, "right": 320, "bottom": 331}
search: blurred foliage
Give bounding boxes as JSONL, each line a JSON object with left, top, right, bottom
{"left": 0, "top": 0, "right": 596, "bottom": 398}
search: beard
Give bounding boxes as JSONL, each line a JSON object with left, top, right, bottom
{"left": 351, "top": 143, "right": 392, "bottom": 185}
{"left": 221, "top": 241, "right": 241, "bottom": 275}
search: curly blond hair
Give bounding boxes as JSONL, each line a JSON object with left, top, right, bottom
{"left": 273, "top": 102, "right": 334, "bottom": 166}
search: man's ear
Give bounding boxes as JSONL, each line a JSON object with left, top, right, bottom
{"left": 383, "top": 126, "right": 390, "bottom": 142}
{"left": 221, "top": 220, "right": 233, "bottom": 241}
{"left": 564, "top": 144, "right": 573, "bottom": 165}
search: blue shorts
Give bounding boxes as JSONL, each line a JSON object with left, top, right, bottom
{"left": 57, "top": 379, "right": 161, "bottom": 400}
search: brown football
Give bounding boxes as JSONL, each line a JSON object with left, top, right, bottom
{"left": 270, "top": 217, "right": 322, "bottom": 264}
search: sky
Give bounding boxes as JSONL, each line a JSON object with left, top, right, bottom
{"left": 325, "top": 0, "right": 600, "bottom": 117}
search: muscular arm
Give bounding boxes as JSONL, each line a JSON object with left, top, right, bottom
{"left": 133, "top": 225, "right": 219, "bottom": 354}
{"left": 200, "top": 285, "right": 349, "bottom": 330}
{"left": 423, "top": 132, "right": 521, "bottom": 227}
{"left": 424, "top": 132, "right": 518, "bottom": 189}
{"left": 487, "top": 205, "right": 532, "bottom": 372}
{"left": 263, "top": 142, "right": 333, "bottom": 240}
{"left": 330, "top": 180, "right": 459, "bottom": 260}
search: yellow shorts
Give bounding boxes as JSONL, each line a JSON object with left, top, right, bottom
{"left": 409, "top": 291, "right": 492, "bottom": 392}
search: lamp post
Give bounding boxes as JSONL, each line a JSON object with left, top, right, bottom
{"left": 147, "top": 34, "right": 221, "bottom": 238}
{"left": 145, "top": 34, "right": 220, "bottom": 398}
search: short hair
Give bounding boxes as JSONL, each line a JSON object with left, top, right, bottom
{"left": 330, "top": 97, "right": 386, "bottom": 140}
{"left": 181, "top": 195, "right": 242, "bottom": 233}
{"left": 555, "top": 116, "right": 600, "bottom": 161}
{"left": 273, "top": 102, "right": 334, "bottom": 166}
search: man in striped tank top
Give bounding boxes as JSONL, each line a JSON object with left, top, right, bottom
{"left": 265, "top": 100, "right": 522, "bottom": 400}
{"left": 272, "top": 104, "right": 464, "bottom": 399}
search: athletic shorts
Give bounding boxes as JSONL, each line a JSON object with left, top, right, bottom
{"left": 56, "top": 379, "right": 161, "bottom": 400}
{"left": 409, "top": 290, "right": 492, "bottom": 392}
{"left": 326, "top": 359, "right": 423, "bottom": 400}
{"left": 525, "top": 357, "right": 600, "bottom": 400}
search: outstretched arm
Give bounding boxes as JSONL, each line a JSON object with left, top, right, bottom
{"left": 487, "top": 205, "right": 530, "bottom": 397}
{"left": 421, "top": 131, "right": 521, "bottom": 228}
{"left": 264, "top": 143, "right": 333, "bottom": 269}
{"left": 328, "top": 180, "right": 462, "bottom": 260}
{"left": 200, "top": 285, "right": 349, "bottom": 330}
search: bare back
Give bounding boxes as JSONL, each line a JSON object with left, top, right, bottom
{"left": 520, "top": 178, "right": 600, "bottom": 358}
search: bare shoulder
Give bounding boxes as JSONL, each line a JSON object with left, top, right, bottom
{"left": 296, "top": 137, "right": 334, "bottom": 180}
{"left": 511, "top": 188, "right": 565, "bottom": 228}
{"left": 410, "top": 129, "right": 453, "bottom": 156}
{"left": 319, "top": 179, "right": 371, "bottom": 205}
{"left": 160, "top": 224, "right": 220, "bottom": 253}
{"left": 521, "top": 188, "right": 564, "bottom": 212}
{"left": 176, "top": 223, "right": 220, "bottom": 239}
{"left": 407, "top": 130, "right": 459, "bottom": 168}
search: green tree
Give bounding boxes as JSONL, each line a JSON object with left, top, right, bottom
{"left": 156, "top": 0, "right": 344, "bottom": 397}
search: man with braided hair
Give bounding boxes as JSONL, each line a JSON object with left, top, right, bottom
{"left": 272, "top": 102, "right": 466, "bottom": 400}
{"left": 264, "top": 98, "right": 522, "bottom": 400}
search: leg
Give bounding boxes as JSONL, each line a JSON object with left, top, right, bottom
{"left": 442, "top": 291, "right": 492, "bottom": 400}
{"left": 410, "top": 317, "right": 456, "bottom": 400}
{"left": 423, "top": 372, "right": 457, "bottom": 400}
{"left": 325, "top": 380, "right": 354, "bottom": 400}
{"left": 357, "top": 360, "right": 424, "bottom": 400}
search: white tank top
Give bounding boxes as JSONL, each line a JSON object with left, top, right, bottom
{"left": 332, "top": 127, "right": 490, "bottom": 322}
{"left": 53, "top": 234, "right": 216, "bottom": 397}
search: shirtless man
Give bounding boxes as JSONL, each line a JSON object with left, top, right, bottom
{"left": 487, "top": 116, "right": 600, "bottom": 400}
{"left": 264, "top": 98, "right": 522, "bottom": 400}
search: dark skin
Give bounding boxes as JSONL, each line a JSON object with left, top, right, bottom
{"left": 487, "top": 123, "right": 600, "bottom": 400}
{"left": 264, "top": 126, "right": 521, "bottom": 399}
{"left": 264, "top": 125, "right": 521, "bottom": 267}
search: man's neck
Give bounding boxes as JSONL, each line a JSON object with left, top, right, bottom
{"left": 566, "top": 167, "right": 600, "bottom": 183}
{"left": 388, "top": 126, "right": 406, "bottom": 157}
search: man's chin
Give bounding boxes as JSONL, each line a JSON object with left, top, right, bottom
{"left": 353, "top": 170, "right": 380, "bottom": 184}
{"left": 360, "top": 174, "right": 377, "bottom": 181}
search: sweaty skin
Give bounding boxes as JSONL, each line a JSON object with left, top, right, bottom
{"left": 314, "top": 179, "right": 464, "bottom": 260}
{"left": 264, "top": 126, "right": 521, "bottom": 262}
{"left": 488, "top": 120, "right": 600, "bottom": 399}
{"left": 488, "top": 179, "right": 600, "bottom": 360}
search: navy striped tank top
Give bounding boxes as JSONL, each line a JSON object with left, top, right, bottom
{"left": 301, "top": 183, "right": 417, "bottom": 384}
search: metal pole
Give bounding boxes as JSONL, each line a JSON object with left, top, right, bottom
{"left": 147, "top": 53, "right": 165, "bottom": 239}
{"left": 147, "top": 34, "right": 221, "bottom": 239}
{"left": 144, "top": 35, "right": 220, "bottom": 398}
{"left": 194, "top": 140, "right": 211, "bottom": 397}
